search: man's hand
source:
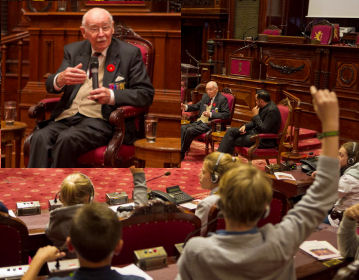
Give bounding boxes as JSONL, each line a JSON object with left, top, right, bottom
{"left": 88, "top": 87, "right": 112, "bottom": 104}
{"left": 239, "top": 125, "right": 246, "bottom": 134}
{"left": 252, "top": 106, "right": 259, "bottom": 116}
{"left": 202, "top": 111, "right": 211, "bottom": 117}
{"left": 56, "top": 63, "right": 86, "bottom": 87}
{"left": 344, "top": 203, "right": 359, "bottom": 221}
{"left": 181, "top": 103, "right": 186, "bottom": 111}
{"left": 130, "top": 166, "right": 144, "bottom": 174}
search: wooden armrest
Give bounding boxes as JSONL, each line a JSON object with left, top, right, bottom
{"left": 109, "top": 106, "right": 148, "bottom": 127}
{"left": 255, "top": 133, "right": 280, "bottom": 139}
{"left": 28, "top": 97, "right": 61, "bottom": 120}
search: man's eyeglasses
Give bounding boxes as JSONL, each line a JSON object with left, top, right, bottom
{"left": 86, "top": 25, "right": 112, "bottom": 34}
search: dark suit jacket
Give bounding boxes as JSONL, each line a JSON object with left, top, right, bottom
{"left": 45, "top": 37, "right": 154, "bottom": 144}
{"left": 245, "top": 101, "right": 281, "bottom": 148}
{"left": 186, "top": 92, "right": 230, "bottom": 122}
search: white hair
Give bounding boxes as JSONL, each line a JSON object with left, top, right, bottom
{"left": 81, "top": 8, "right": 113, "bottom": 27}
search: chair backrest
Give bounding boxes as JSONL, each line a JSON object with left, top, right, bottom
{"left": 205, "top": 190, "right": 289, "bottom": 235}
{"left": 310, "top": 20, "right": 334, "bottom": 44}
{"left": 257, "top": 190, "right": 289, "bottom": 227}
{"left": 111, "top": 201, "right": 201, "bottom": 265}
{"left": 262, "top": 25, "right": 282, "bottom": 36}
{"left": 115, "top": 24, "right": 154, "bottom": 81}
{"left": 277, "top": 104, "right": 290, "bottom": 134}
{"left": 221, "top": 89, "right": 236, "bottom": 125}
{"left": 0, "top": 212, "right": 29, "bottom": 266}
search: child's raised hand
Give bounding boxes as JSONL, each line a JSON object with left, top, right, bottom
{"left": 310, "top": 86, "right": 339, "bottom": 132}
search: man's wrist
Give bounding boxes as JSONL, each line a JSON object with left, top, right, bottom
{"left": 55, "top": 73, "right": 64, "bottom": 88}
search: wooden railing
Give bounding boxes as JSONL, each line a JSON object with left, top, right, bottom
{"left": 1, "top": 31, "right": 29, "bottom": 119}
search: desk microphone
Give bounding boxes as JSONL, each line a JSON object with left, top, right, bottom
{"left": 147, "top": 171, "right": 171, "bottom": 183}
{"left": 89, "top": 56, "right": 99, "bottom": 89}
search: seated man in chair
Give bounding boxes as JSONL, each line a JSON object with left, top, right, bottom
{"left": 28, "top": 7, "right": 154, "bottom": 168}
{"left": 218, "top": 89, "right": 280, "bottom": 155}
{"left": 181, "top": 81, "right": 230, "bottom": 160}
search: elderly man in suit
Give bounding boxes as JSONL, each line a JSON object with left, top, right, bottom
{"left": 28, "top": 8, "right": 154, "bottom": 167}
{"left": 181, "top": 81, "right": 230, "bottom": 160}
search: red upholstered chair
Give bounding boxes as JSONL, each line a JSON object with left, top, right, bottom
{"left": 235, "top": 103, "right": 291, "bottom": 165}
{"left": 204, "top": 190, "right": 289, "bottom": 236}
{"left": 257, "top": 190, "right": 289, "bottom": 227}
{"left": 262, "top": 25, "right": 282, "bottom": 36}
{"left": 194, "top": 88, "right": 235, "bottom": 154}
{"left": 111, "top": 201, "right": 201, "bottom": 265}
{"left": 23, "top": 26, "right": 154, "bottom": 167}
{"left": 0, "top": 212, "right": 29, "bottom": 266}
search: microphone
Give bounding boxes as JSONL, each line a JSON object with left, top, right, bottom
{"left": 242, "top": 26, "right": 257, "bottom": 40}
{"left": 89, "top": 56, "right": 99, "bottom": 89}
{"left": 231, "top": 42, "right": 257, "bottom": 56}
{"left": 54, "top": 191, "right": 60, "bottom": 203}
{"left": 147, "top": 171, "right": 171, "bottom": 183}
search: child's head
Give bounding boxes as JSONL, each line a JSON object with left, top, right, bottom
{"left": 218, "top": 164, "right": 273, "bottom": 227}
{"left": 339, "top": 142, "right": 359, "bottom": 169}
{"left": 200, "top": 152, "right": 240, "bottom": 190}
{"left": 59, "top": 173, "right": 94, "bottom": 206}
{"left": 69, "top": 202, "right": 122, "bottom": 262}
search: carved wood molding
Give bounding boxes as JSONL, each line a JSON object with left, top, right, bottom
{"left": 269, "top": 61, "right": 304, "bottom": 75}
{"left": 337, "top": 64, "right": 357, "bottom": 88}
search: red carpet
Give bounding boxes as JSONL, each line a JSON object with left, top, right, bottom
{"left": 0, "top": 141, "right": 320, "bottom": 212}
{"left": 0, "top": 168, "right": 210, "bottom": 212}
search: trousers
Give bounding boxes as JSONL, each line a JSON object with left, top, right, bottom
{"left": 28, "top": 113, "right": 113, "bottom": 168}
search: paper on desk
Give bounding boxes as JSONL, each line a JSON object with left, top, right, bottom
{"left": 112, "top": 264, "right": 153, "bottom": 280}
{"left": 179, "top": 202, "right": 198, "bottom": 210}
{"left": 274, "top": 172, "right": 296, "bottom": 181}
{"left": 300, "top": 240, "right": 342, "bottom": 260}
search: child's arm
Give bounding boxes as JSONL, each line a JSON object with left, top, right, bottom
{"left": 274, "top": 87, "right": 340, "bottom": 258}
{"left": 130, "top": 166, "right": 148, "bottom": 206}
{"left": 338, "top": 203, "right": 359, "bottom": 258}
{"left": 22, "top": 246, "right": 65, "bottom": 280}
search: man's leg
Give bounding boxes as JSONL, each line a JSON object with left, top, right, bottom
{"left": 51, "top": 117, "right": 113, "bottom": 167}
{"left": 28, "top": 121, "right": 69, "bottom": 168}
{"left": 181, "top": 122, "right": 209, "bottom": 155}
{"left": 218, "top": 127, "right": 243, "bottom": 154}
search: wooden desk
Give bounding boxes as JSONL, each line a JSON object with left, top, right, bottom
{"left": 1, "top": 121, "right": 27, "bottom": 168}
{"left": 19, "top": 212, "right": 346, "bottom": 279}
{"left": 295, "top": 225, "right": 348, "bottom": 280}
{"left": 134, "top": 138, "right": 181, "bottom": 168}
{"left": 267, "top": 169, "right": 314, "bottom": 200}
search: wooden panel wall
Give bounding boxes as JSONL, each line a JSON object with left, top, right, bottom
{"left": 17, "top": 11, "right": 180, "bottom": 137}
{"left": 209, "top": 38, "right": 359, "bottom": 142}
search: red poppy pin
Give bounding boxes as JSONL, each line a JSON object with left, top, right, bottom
{"left": 107, "top": 64, "right": 115, "bottom": 72}
{"left": 213, "top": 103, "right": 216, "bottom": 107}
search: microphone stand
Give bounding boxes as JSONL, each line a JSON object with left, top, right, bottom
{"left": 231, "top": 41, "right": 257, "bottom": 56}
{"left": 185, "top": 49, "right": 201, "bottom": 85}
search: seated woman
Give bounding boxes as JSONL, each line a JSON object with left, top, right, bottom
{"left": 337, "top": 203, "right": 359, "bottom": 260}
{"left": 128, "top": 153, "right": 239, "bottom": 235}
{"left": 45, "top": 173, "right": 94, "bottom": 250}
{"left": 327, "top": 141, "right": 359, "bottom": 226}
{"left": 176, "top": 86, "right": 340, "bottom": 280}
